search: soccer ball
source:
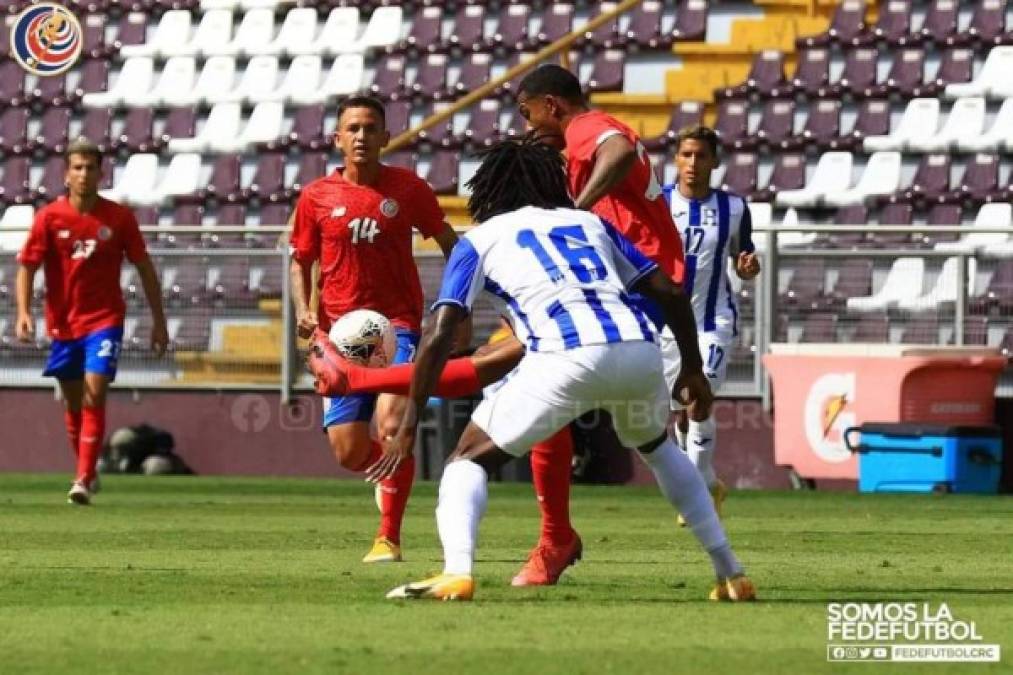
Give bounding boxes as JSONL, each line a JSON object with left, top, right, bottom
{"left": 328, "top": 309, "right": 397, "bottom": 368}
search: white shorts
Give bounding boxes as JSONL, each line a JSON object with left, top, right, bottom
{"left": 471, "top": 341, "right": 670, "bottom": 456}
{"left": 660, "top": 325, "right": 734, "bottom": 411}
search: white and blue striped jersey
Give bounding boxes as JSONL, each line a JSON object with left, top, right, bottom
{"left": 434, "top": 206, "right": 659, "bottom": 353}
{"left": 662, "top": 186, "right": 754, "bottom": 335}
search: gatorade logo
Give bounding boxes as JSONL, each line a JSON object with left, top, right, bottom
{"left": 804, "top": 373, "right": 856, "bottom": 464}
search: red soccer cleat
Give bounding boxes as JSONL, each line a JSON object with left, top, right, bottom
{"left": 306, "top": 328, "right": 351, "bottom": 396}
{"left": 511, "top": 533, "right": 583, "bottom": 587}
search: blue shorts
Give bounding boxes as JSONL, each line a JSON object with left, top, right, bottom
{"left": 43, "top": 326, "right": 124, "bottom": 382}
{"left": 322, "top": 329, "right": 420, "bottom": 428}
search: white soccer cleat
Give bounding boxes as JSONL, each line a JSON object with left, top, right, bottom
{"left": 67, "top": 481, "right": 91, "bottom": 506}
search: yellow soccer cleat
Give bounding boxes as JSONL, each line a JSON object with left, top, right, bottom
{"left": 709, "top": 574, "right": 757, "bottom": 602}
{"left": 362, "top": 536, "right": 402, "bottom": 563}
{"left": 678, "top": 479, "right": 729, "bottom": 527}
{"left": 386, "top": 573, "right": 475, "bottom": 601}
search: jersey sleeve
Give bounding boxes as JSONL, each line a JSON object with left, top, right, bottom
{"left": 567, "top": 115, "right": 625, "bottom": 163}
{"left": 16, "top": 209, "right": 49, "bottom": 266}
{"left": 602, "top": 218, "right": 658, "bottom": 289}
{"left": 289, "top": 190, "right": 320, "bottom": 264}
{"left": 408, "top": 178, "right": 446, "bottom": 239}
{"left": 432, "top": 237, "right": 485, "bottom": 313}
{"left": 121, "top": 208, "right": 148, "bottom": 263}
{"left": 732, "top": 198, "right": 756, "bottom": 255}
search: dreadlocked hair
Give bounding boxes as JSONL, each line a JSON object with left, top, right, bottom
{"left": 466, "top": 133, "right": 573, "bottom": 223}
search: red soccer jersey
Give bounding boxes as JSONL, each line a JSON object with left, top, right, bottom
{"left": 18, "top": 196, "right": 148, "bottom": 341}
{"left": 565, "top": 110, "right": 685, "bottom": 282}
{"left": 290, "top": 165, "right": 446, "bottom": 332}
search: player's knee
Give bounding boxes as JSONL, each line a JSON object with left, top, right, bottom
{"left": 329, "top": 438, "right": 369, "bottom": 471}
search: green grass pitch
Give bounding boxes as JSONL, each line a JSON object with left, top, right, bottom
{"left": 1, "top": 474, "right": 1010, "bottom": 674}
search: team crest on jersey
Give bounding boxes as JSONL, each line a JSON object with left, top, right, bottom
{"left": 9, "top": 3, "right": 82, "bottom": 77}
{"left": 331, "top": 206, "right": 346, "bottom": 218}
{"left": 380, "top": 198, "right": 399, "bottom": 218}
{"left": 97, "top": 225, "right": 112, "bottom": 241}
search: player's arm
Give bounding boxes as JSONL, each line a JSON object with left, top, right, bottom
{"left": 733, "top": 201, "right": 761, "bottom": 280}
{"left": 288, "top": 203, "right": 319, "bottom": 338}
{"left": 574, "top": 134, "right": 637, "bottom": 210}
{"left": 431, "top": 222, "right": 473, "bottom": 352}
{"left": 14, "top": 264, "right": 38, "bottom": 341}
{"left": 133, "top": 255, "right": 169, "bottom": 356}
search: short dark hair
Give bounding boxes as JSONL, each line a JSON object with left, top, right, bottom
{"left": 336, "top": 95, "right": 386, "bottom": 127}
{"left": 64, "top": 137, "right": 102, "bottom": 164}
{"left": 466, "top": 134, "right": 574, "bottom": 223}
{"left": 517, "top": 64, "right": 584, "bottom": 103}
{"left": 675, "top": 125, "right": 720, "bottom": 158}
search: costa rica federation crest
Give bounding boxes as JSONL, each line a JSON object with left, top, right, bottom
{"left": 10, "top": 3, "right": 82, "bottom": 77}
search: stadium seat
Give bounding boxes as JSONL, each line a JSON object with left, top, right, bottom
{"left": 799, "top": 0, "right": 866, "bottom": 47}
{"left": 751, "top": 152, "right": 806, "bottom": 203}
{"left": 263, "top": 55, "right": 322, "bottom": 105}
{"left": 751, "top": 98, "right": 796, "bottom": 150}
{"left": 847, "top": 257, "right": 925, "bottom": 311}
{"left": 718, "top": 153, "right": 758, "bottom": 197}
{"left": 715, "top": 99, "right": 749, "bottom": 149}
{"left": 958, "top": 97, "right": 1013, "bottom": 153}
{"left": 449, "top": 52, "right": 493, "bottom": 99}
{"left": 892, "top": 153, "right": 951, "bottom": 204}
{"left": 460, "top": 99, "right": 501, "bottom": 148}
{"left": 917, "top": 203, "right": 964, "bottom": 247}
{"left": 898, "top": 256, "right": 978, "bottom": 311}
{"left": 400, "top": 5, "right": 442, "bottom": 54}
{"left": 971, "top": 260, "right": 1013, "bottom": 313}
{"left": 424, "top": 150, "right": 459, "bottom": 195}
{"left": 829, "top": 98, "right": 891, "bottom": 151}
{"left": 191, "top": 153, "right": 241, "bottom": 203}
{"left": 824, "top": 205, "right": 870, "bottom": 248}
{"left": 120, "top": 10, "right": 191, "bottom": 59}
{"left": 855, "top": 0, "right": 912, "bottom": 47}
{"left": 718, "top": 50, "right": 789, "bottom": 100}
{"left": 311, "top": 7, "right": 361, "bottom": 57}
{"left": 0, "top": 60, "right": 26, "bottom": 108}
{"left": 870, "top": 202, "right": 916, "bottom": 248}
{"left": 240, "top": 0, "right": 282, "bottom": 9}
{"left": 412, "top": 54, "right": 450, "bottom": 100}
{"left": 819, "top": 259, "right": 873, "bottom": 311}
{"left": 791, "top": 48, "right": 830, "bottom": 97}
{"left": 586, "top": 50, "right": 625, "bottom": 93}
{"left": 945, "top": 46, "right": 1013, "bottom": 99}
{"left": 384, "top": 100, "right": 411, "bottom": 137}
{"left": 916, "top": 0, "right": 958, "bottom": 45}
{"left": 71, "top": 59, "right": 110, "bottom": 103}
{"left": 864, "top": 98, "right": 940, "bottom": 152}
{"left": 135, "top": 56, "right": 196, "bottom": 107}
{"left": 447, "top": 4, "right": 486, "bottom": 52}
{"left": 159, "top": 107, "right": 198, "bottom": 149}
{"left": 823, "top": 151, "right": 902, "bottom": 207}
{"left": 29, "top": 73, "right": 70, "bottom": 108}
{"left": 288, "top": 105, "right": 327, "bottom": 151}
{"left": 205, "top": 203, "right": 249, "bottom": 248}
{"left": 355, "top": 6, "right": 403, "bottom": 52}
{"left": 776, "top": 152, "right": 854, "bottom": 208}
{"left": 959, "top": 316, "right": 990, "bottom": 346}
{"left": 30, "top": 107, "right": 72, "bottom": 155}
{"left": 867, "top": 48, "right": 924, "bottom": 98}
{"left": 912, "top": 47, "right": 973, "bottom": 97}
{"left": 242, "top": 152, "right": 287, "bottom": 203}
{"left": 416, "top": 102, "right": 455, "bottom": 148}
{"left": 939, "top": 154, "right": 999, "bottom": 204}
{"left": 776, "top": 207, "right": 818, "bottom": 247}
{"left": 956, "top": 0, "right": 1007, "bottom": 47}
{"left": 624, "top": 0, "right": 667, "bottom": 49}
{"left": 214, "top": 101, "right": 284, "bottom": 154}
{"left": 641, "top": 101, "right": 704, "bottom": 151}
{"left": 0, "top": 158, "right": 31, "bottom": 206}
{"left": 200, "top": 0, "right": 240, "bottom": 9}
{"left": 671, "top": 0, "right": 707, "bottom": 42}
{"left": 262, "top": 8, "right": 318, "bottom": 57}
{"left": 829, "top": 47, "right": 880, "bottom": 98}
{"left": 900, "top": 314, "right": 941, "bottom": 345}
{"left": 82, "top": 13, "right": 109, "bottom": 59}
{"left": 176, "top": 9, "right": 232, "bottom": 58}
{"left": 82, "top": 56, "right": 154, "bottom": 108}
{"left": 80, "top": 108, "right": 113, "bottom": 153}
{"left": 168, "top": 102, "right": 241, "bottom": 153}
{"left": 584, "top": 1, "right": 622, "bottom": 49}
{"left": 489, "top": 4, "right": 532, "bottom": 52}
{"left": 383, "top": 151, "right": 416, "bottom": 172}
{"left": 800, "top": 313, "right": 838, "bottom": 342}
{"left": 370, "top": 54, "right": 408, "bottom": 100}
{"left": 935, "top": 202, "right": 1012, "bottom": 252}
{"left": 303, "top": 54, "right": 365, "bottom": 105}
{"left": 136, "top": 153, "right": 202, "bottom": 207}
{"left": 207, "top": 55, "right": 278, "bottom": 105}
{"left": 852, "top": 312, "right": 890, "bottom": 342}
{"left": 110, "top": 11, "right": 149, "bottom": 54}
{"left": 781, "top": 258, "right": 825, "bottom": 309}
{"left": 909, "top": 97, "right": 985, "bottom": 153}
{"left": 208, "top": 8, "right": 274, "bottom": 58}
{"left": 102, "top": 153, "right": 159, "bottom": 205}
{"left": 785, "top": 99, "right": 840, "bottom": 152}
{"left": 0, "top": 204, "right": 33, "bottom": 252}
{"left": 0, "top": 108, "right": 30, "bottom": 156}
{"left": 31, "top": 156, "right": 67, "bottom": 203}
{"left": 534, "top": 3, "right": 574, "bottom": 47}
{"left": 113, "top": 107, "right": 156, "bottom": 153}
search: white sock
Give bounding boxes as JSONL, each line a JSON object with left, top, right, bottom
{"left": 675, "top": 424, "right": 688, "bottom": 453}
{"left": 638, "top": 437, "right": 743, "bottom": 579}
{"left": 436, "top": 459, "right": 488, "bottom": 576}
{"left": 687, "top": 416, "right": 718, "bottom": 487}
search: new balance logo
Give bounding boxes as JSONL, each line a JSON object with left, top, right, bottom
{"left": 331, "top": 206, "right": 347, "bottom": 218}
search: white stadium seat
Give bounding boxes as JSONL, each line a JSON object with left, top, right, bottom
{"left": 945, "top": 46, "right": 1013, "bottom": 100}
{"left": 206, "top": 55, "right": 278, "bottom": 105}
{"left": 0, "top": 204, "right": 33, "bottom": 252}
{"left": 200, "top": 0, "right": 240, "bottom": 10}
{"left": 207, "top": 8, "right": 274, "bottom": 58}
{"left": 261, "top": 8, "right": 318, "bottom": 57}
{"left": 265, "top": 55, "right": 322, "bottom": 104}
{"left": 935, "top": 202, "right": 1013, "bottom": 253}
{"left": 909, "top": 97, "right": 985, "bottom": 153}
{"left": 120, "top": 10, "right": 192, "bottom": 59}
{"left": 863, "top": 98, "right": 940, "bottom": 152}
{"left": 777, "top": 207, "right": 818, "bottom": 247}
{"left": 82, "top": 56, "right": 154, "bottom": 108}
{"left": 135, "top": 153, "right": 202, "bottom": 207}
{"left": 133, "top": 56, "right": 195, "bottom": 107}
{"left": 188, "top": 56, "right": 236, "bottom": 107}
{"left": 101, "top": 154, "right": 159, "bottom": 205}
{"left": 355, "top": 6, "right": 403, "bottom": 51}
{"left": 775, "top": 152, "right": 853, "bottom": 209}
{"left": 958, "top": 97, "right": 1013, "bottom": 153}
{"left": 209, "top": 101, "right": 284, "bottom": 153}
{"left": 241, "top": 0, "right": 282, "bottom": 9}
{"left": 847, "top": 257, "right": 925, "bottom": 312}
{"left": 300, "top": 53, "right": 365, "bottom": 105}
{"left": 167, "top": 103, "right": 241, "bottom": 153}
{"left": 823, "top": 151, "right": 902, "bottom": 207}
{"left": 745, "top": 202, "right": 771, "bottom": 252}
{"left": 183, "top": 9, "right": 233, "bottom": 58}
{"left": 897, "top": 257, "right": 978, "bottom": 311}
{"left": 311, "top": 7, "right": 360, "bottom": 57}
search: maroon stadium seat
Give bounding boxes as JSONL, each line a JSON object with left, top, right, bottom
{"left": 911, "top": 47, "right": 973, "bottom": 97}
{"left": 829, "top": 98, "right": 890, "bottom": 151}
{"left": 384, "top": 100, "right": 412, "bottom": 137}
{"left": 971, "top": 260, "right": 1013, "bottom": 314}
{"left": 289, "top": 105, "right": 327, "bottom": 152}
{"left": 821, "top": 259, "right": 874, "bottom": 311}
{"left": 900, "top": 314, "right": 940, "bottom": 344}
{"left": 288, "top": 152, "right": 328, "bottom": 199}
{"left": 870, "top": 202, "right": 915, "bottom": 247}
{"left": 624, "top": 0, "right": 667, "bottom": 49}
{"left": 894, "top": 153, "right": 951, "bottom": 204}
{"left": 581, "top": 1, "right": 621, "bottom": 49}
{"left": 80, "top": 108, "right": 113, "bottom": 153}
{"left": 370, "top": 55, "right": 408, "bottom": 101}
{"left": 671, "top": 0, "right": 707, "bottom": 42}
{"left": 641, "top": 100, "right": 704, "bottom": 152}
{"left": 401, "top": 5, "right": 442, "bottom": 55}
{"left": 718, "top": 153, "right": 758, "bottom": 197}
{"left": 31, "top": 106, "right": 72, "bottom": 155}
{"left": 919, "top": 203, "right": 963, "bottom": 246}
{"left": 447, "top": 4, "right": 486, "bottom": 53}
{"left": 830, "top": 47, "right": 879, "bottom": 97}
{"left": 801, "top": 313, "right": 839, "bottom": 342}
{"left": 781, "top": 259, "right": 825, "bottom": 311}
{"left": 29, "top": 73, "right": 70, "bottom": 108}
{"left": 159, "top": 107, "right": 197, "bottom": 149}
{"left": 243, "top": 153, "right": 287, "bottom": 203}
{"left": 416, "top": 103, "right": 455, "bottom": 148}
{"left": 450, "top": 53, "right": 493, "bottom": 99}
{"left": 940, "top": 155, "right": 999, "bottom": 204}
{"left": 534, "top": 4, "right": 575, "bottom": 47}
{"left": 0, "top": 108, "right": 30, "bottom": 155}
{"left": 752, "top": 98, "right": 796, "bottom": 150}
{"left": 0, "top": 157, "right": 31, "bottom": 205}
{"left": 854, "top": 0, "right": 913, "bottom": 47}
{"left": 751, "top": 152, "right": 805, "bottom": 202}
{"left": 424, "top": 150, "right": 459, "bottom": 195}
{"left": 199, "top": 153, "right": 242, "bottom": 204}
{"left": 917, "top": 0, "right": 959, "bottom": 44}
{"left": 791, "top": 48, "right": 831, "bottom": 97}
{"left": 489, "top": 4, "right": 532, "bottom": 52}
{"left": 799, "top": 0, "right": 866, "bottom": 47}
{"left": 114, "top": 107, "right": 156, "bottom": 154}
{"left": 714, "top": 99, "right": 749, "bottom": 149}
{"left": 867, "top": 48, "right": 924, "bottom": 98}
{"left": 31, "top": 156, "right": 67, "bottom": 204}
{"left": 586, "top": 50, "right": 624, "bottom": 93}
{"left": 718, "top": 50, "right": 789, "bottom": 100}
{"left": 461, "top": 98, "right": 501, "bottom": 148}
{"left": 71, "top": 59, "right": 109, "bottom": 102}
{"left": 852, "top": 312, "right": 890, "bottom": 342}
{"left": 411, "top": 53, "right": 450, "bottom": 101}
{"left": 0, "top": 60, "right": 26, "bottom": 108}
{"left": 789, "top": 99, "right": 840, "bottom": 151}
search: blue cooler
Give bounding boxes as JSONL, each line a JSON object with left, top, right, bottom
{"left": 843, "top": 424, "right": 1003, "bottom": 494}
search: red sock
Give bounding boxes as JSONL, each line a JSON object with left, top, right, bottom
{"left": 346, "top": 358, "right": 481, "bottom": 398}
{"left": 530, "top": 427, "right": 576, "bottom": 547}
{"left": 350, "top": 442, "right": 382, "bottom": 472}
{"left": 377, "top": 454, "right": 415, "bottom": 545}
{"left": 77, "top": 406, "right": 106, "bottom": 484}
{"left": 64, "top": 409, "right": 82, "bottom": 458}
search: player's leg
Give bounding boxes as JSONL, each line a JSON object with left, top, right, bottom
{"left": 686, "top": 330, "right": 733, "bottom": 510}
{"left": 44, "top": 333, "right": 90, "bottom": 503}
{"left": 371, "top": 390, "right": 416, "bottom": 557}
{"left": 73, "top": 327, "right": 122, "bottom": 502}
{"left": 604, "top": 342, "right": 755, "bottom": 601}
{"left": 659, "top": 328, "right": 689, "bottom": 451}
